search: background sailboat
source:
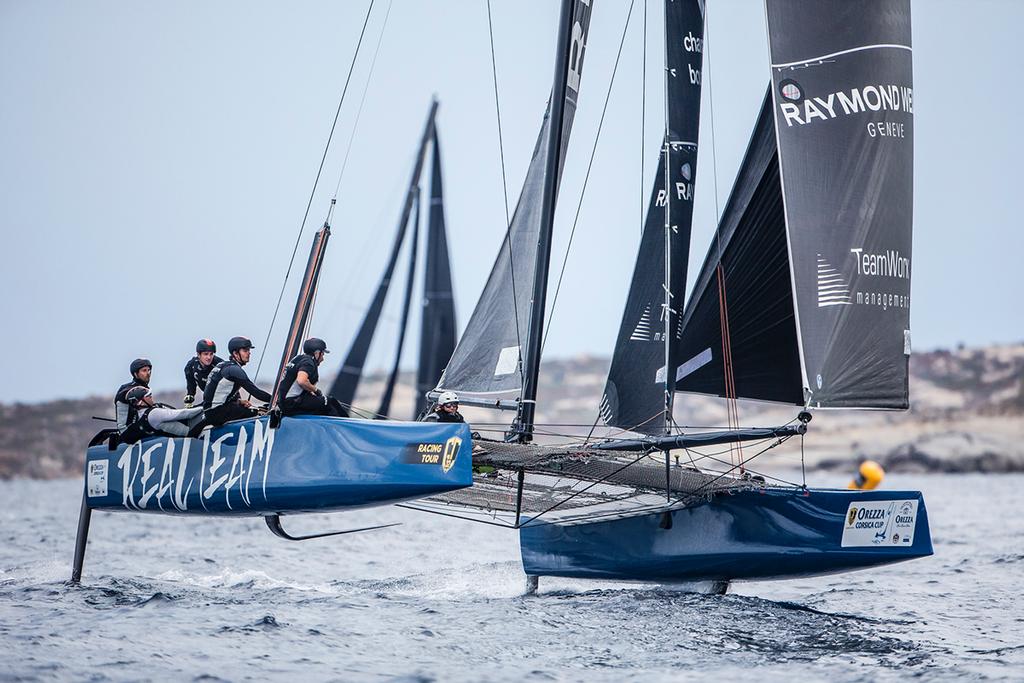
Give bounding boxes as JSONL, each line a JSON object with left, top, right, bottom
{"left": 329, "top": 101, "right": 458, "bottom": 420}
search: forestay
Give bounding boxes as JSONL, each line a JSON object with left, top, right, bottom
{"left": 434, "top": 0, "right": 594, "bottom": 403}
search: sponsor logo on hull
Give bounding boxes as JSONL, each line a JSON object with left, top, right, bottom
{"left": 841, "top": 499, "right": 918, "bottom": 547}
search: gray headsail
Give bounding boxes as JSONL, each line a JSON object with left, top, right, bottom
{"left": 329, "top": 101, "right": 437, "bottom": 407}
{"left": 674, "top": 91, "right": 803, "bottom": 405}
{"left": 434, "top": 0, "right": 594, "bottom": 405}
{"left": 414, "top": 129, "right": 458, "bottom": 418}
{"left": 601, "top": 0, "right": 704, "bottom": 433}
{"left": 766, "top": 0, "right": 914, "bottom": 409}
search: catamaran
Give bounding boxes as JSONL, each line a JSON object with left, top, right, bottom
{"left": 402, "top": 0, "right": 931, "bottom": 591}
{"left": 71, "top": 40, "right": 468, "bottom": 581}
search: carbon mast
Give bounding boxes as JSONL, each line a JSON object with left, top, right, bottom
{"left": 511, "top": 0, "right": 585, "bottom": 442}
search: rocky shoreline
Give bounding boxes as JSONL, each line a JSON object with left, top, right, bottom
{"left": 1, "top": 343, "right": 1021, "bottom": 479}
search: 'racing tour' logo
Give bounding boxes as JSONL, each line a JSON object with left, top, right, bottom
{"left": 403, "top": 436, "right": 462, "bottom": 472}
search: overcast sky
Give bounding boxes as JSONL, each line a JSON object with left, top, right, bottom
{"left": 1, "top": 0, "right": 1020, "bottom": 403}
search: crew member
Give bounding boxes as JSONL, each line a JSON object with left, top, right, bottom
{"left": 114, "top": 358, "right": 152, "bottom": 433}
{"left": 183, "top": 338, "right": 223, "bottom": 407}
{"left": 421, "top": 391, "right": 465, "bottom": 423}
{"left": 278, "top": 338, "right": 347, "bottom": 418}
{"left": 200, "top": 336, "right": 272, "bottom": 428}
{"left": 119, "top": 387, "right": 204, "bottom": 444}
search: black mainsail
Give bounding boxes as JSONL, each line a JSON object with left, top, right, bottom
{"left": 601, "top": 0, "right": 705, "bottom": 433}
{"left": 674, "top": 0, "right": 914, "bottom": 410}
{"left": 433, "top": 0, "right": 593, "bottom": 416}
{"left": 414, "top": 129, "right": 458, "bottom": 418}
{"left": 766, "top": 0, "right": 914, "bottom": 409}
{"left": 329, "top": 102, "right": 438, "bottom": 407}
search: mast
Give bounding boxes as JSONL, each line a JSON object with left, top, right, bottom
{"left": 270, "top": 222, "right": 331, "bottom": 411}
{"left": 513, "top": 0, "right": 578, "bottom": 442}
{"left": 660, "top": 11, "right": 673, "bottom": 435}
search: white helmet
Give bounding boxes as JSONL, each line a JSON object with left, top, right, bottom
{"left": 438, "top": 391, "right": 459, "bottom": 406}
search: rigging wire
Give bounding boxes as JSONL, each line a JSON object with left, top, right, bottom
{"left": 328, "top": 0, "right": 394, "bottom": 214}
{"left": 485, "top": 0, "right": 525, "bottom": 389}
{"left": 640, "top": 0, "right": 647, "bottom": 239}
{"left": 541, "top": 0, "right": 637, "bottom": 354}
{"left": 255, "top": 0, "right": 379, "bottom": 381}
{"left": 700, "top": 1, "right": 742, "bottom": 467}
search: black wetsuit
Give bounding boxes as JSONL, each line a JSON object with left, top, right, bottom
{"left": 114, "top": 379, "right": 147, "bottom": 432}
{"left": 278, "top": 353, "right": 347, "bottom": 417}
{"left": 422, "top": 409, "right": 465, "bottom": 423}
{"left": 201, "top": 359, "right": 272, "bottom": 427}
{"left": 184, "top": 355, "right": 223, "bottom": 397}
{"left": 118, "top": 406, "right": 158, "bottom": 444}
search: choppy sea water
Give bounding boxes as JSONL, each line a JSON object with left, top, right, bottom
{"left": 0, "top": 473, "right": 1021, "bottom": 682}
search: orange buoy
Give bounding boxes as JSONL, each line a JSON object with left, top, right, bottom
{"left": 848, "top": 460, "right": 885, "bottom": 490}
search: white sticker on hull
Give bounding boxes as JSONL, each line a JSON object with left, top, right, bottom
{"left": 87, "top": 459, "right": 108, "bottom": 497}
{"left": 841, "top": 499, "right": 918, "bottom": 547}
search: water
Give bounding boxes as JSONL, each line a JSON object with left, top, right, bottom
{"left": 1, "top": 473, "right": 1021, "bottom": 681}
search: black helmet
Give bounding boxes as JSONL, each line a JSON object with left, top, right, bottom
{"left": 129, "top": 358, "right": 152, "bottom": 376}
{"left": 196, "top": 338, "right": 217, "bottom": 353}
{"left": 303, "top": 338, "right": 330, "bottom": 355}
{"left": 125, "top": 386, "right": 151, "bottom": 404}
{"left": 228, "top": 336, "right": 255, "bottom": 353}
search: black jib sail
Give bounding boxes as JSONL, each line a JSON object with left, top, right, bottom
{"left": 329, "top": 102, "right": 438, "bottom": 407}
{"left": 377, "top": 193, "right": 420, "bottom": 418}
{"left": 601, "top": 0, "right": 705, "bottom": 433}
{"left": 674, "top": 92, "right": 803, "bottom": 405}
{"left": 414, "top": 129, "right": 458, "bottom": 418}
{"left": 433, "top": 0, "right": 593, "bottom": 405}
{"left": 766, "top": 0, "right": 914, "bottom": 409}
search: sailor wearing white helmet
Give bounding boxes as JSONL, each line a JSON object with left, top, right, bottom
{"left": 421, "top": 391, "right": 465, "bottom": 423}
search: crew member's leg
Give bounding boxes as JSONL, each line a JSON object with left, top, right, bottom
{"left": 203, "top": 402, "right": 257, "bottom": 428}
{"left": 147, "top": 407, "right": 203, "bottom": 436}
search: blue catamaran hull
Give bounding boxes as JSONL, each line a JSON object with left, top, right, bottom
{"left": 84, "top": 415, "right": 472, "bottom": 516}
{"left": 519, "top": 487, "right": 932, "bottom": 582}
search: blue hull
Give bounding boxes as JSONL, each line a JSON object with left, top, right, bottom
{"left": 519, "top": 487, "right": 933, "bottom": 582}
{"left": 84, "top": 415, "right": 472, "bottom": 515}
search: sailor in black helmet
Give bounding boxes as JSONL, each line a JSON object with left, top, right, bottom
{"left": 278, "top": 338, "right": 348, "bottom": 418}
{"left": 119, "top": 387, "right": 204, "bottom": 444}
{"left": 113, "top": 358, "right": 152, "bottom": 433}
{"left": 200, "top": 336, "right": 272, "bottom": 428}
{"left": 183, "top": 338, "right": 223, "bottom": 408}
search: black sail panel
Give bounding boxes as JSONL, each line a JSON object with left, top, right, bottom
{"left": 766, "top": 0, "right": 914, "bottom": 409}
{"left": 378, "top": 194, "right": 420, "bottom": 419}
{"left": 674, "top": 93, "right": 803, "bottom": 405}
{"left": 329, "top": 103, "right": 437, "bottom": 406}
{"left": 435, "top": 0, "right": 594, "bottom": 401}
{"left": 414, "top": 130, "right": 458, "bottom": 418}
{"left": 329, "top": 200, "right": 413, "bottom": 406}
{"left": 601, "top": 0, "right": 704, "bottom": 433}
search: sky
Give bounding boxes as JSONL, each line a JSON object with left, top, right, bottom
{"left": 1, "top": 0, "right": 1021, "bottom": 403}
